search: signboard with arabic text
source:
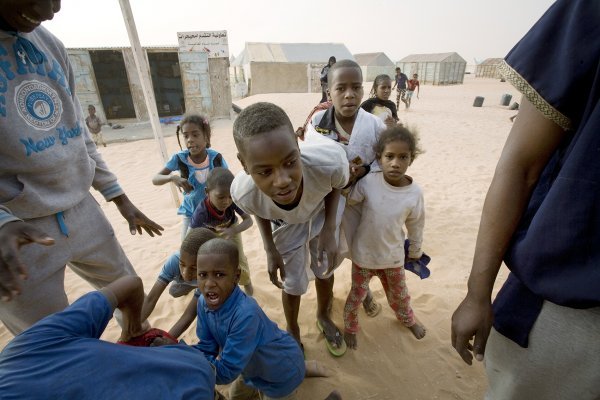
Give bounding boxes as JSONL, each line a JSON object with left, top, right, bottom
{"left": 177, "top": 31, "right": 229, "bottom": 58}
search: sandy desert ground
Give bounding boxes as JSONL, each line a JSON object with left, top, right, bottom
{"left": 0, "top": 75, "right": 521, "bottom": 400}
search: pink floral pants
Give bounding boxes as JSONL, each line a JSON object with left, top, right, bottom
{"left": 344, "top": 263, "right": 415, "bottom": 334}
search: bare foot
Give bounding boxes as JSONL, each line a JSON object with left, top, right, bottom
{"left": 305, "top": 360, "right": 330, "bottom": 377}
{"left": 325, "top": 390, "right": 342, "bottom": 400}
{"left": 407, "top": 322, "right": 426, "bottom": 339}
{"left": 344, "top": 332, "right": 357, "bottom": 350}
{"left": 243, "top": 282, "right": 254, "bottom": 296}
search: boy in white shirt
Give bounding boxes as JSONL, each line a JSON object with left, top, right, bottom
{"left": 231, "top": 102, "right": 349, "bottom": 356}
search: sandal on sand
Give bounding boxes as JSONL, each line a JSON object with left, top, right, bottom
{"left": 117, "top": 328, "right": 177, "bottom": 347}
{"left": 363, "top": 298, "right": 382, "bottom": 318}
{"left": 316, "top": 320, "right": 347, "bottom": 357}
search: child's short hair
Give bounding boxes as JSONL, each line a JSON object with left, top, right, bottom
{"left": 369, "top": 74, "right": 392, "bottom": 98}
{"left": 395, "top": 67, "right": 401, "bottom": 72}
{"left": 374, "top": 126, "right": 424, "bottom": 162}
{"left": 88, "top": 105, "right": 95, "bottom": 110}
{"left": 327, "top": 59, "right": 362, "bottom": 87}
{"left": 206, "top": 167, "right": 234, "bottom": 191}
{"left": 197, "top": 238, "right": 239, "bottom": 271}
{"left": 181, "top": 228, "right": 218, "bottom": 256}
{"left": 233, "top": 102, "right": 294, "bottom": 152}
{"left": 176, "top": 114, "right": 212, "bottom": 150}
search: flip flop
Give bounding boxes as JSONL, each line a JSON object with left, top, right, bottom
{"left": 316, "top": 320, "right": 347, "bottom": 357}
{"left": 117, "top": 328, "right": 177, "bottom": 347}
{"left": 404, "top": 240, "right": 432, "bottom": 279}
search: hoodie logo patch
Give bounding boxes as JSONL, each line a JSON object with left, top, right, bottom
{"left": 14, "top": 80, "right": 62, "bottom": 130}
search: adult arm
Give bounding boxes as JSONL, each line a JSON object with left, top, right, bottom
{"left": 256, "top": 216, "right": 285, "bottom": 289}
{"left": 102, "top": 276, "right": 147, "bottom": 341}
{"left": 451, "top": 98, "right": 567, "bottom": 365}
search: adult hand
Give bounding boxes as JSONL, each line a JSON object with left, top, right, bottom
{"left": 451, "top": 293, "right": 493, "bottom": 365}
{"left": 265, "top": 248, "right": 285, "bottom": 289}
{"left": 317, "top": 227, "right": 338, "bottom": 275}
{"left": 0, "top": 221, "right": 54, "bottom": 300}
{"left": 171, "top": 175, "right": 193, "bottom": 193}
{"left": 112, "top": 194, "right": 164, "bottom": 236}
{"left": 349, "top": 165, "right": 367, "bottom": 184}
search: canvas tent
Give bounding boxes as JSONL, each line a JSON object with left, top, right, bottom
{"left": 475, "top": 58, "right": 504, "bottom": 79}
{"left": 354, "top": 52, "right": 396, "bottom": 82}
{"left": 231, "top": 42, "right": 354, "bottom": 96}
{"left": 396, "top": 52, "right": 466, "bottom": 85}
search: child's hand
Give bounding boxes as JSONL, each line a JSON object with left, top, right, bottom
{"left": 317, "top": 226, "right": 339, "bottom": 275}
{"left": 384, "top": 115, "right": 395, "bottom": 128}
{"left": 266, "top": 248, "right": 286, "bottom": 289}
{"left": 171, "top": 175, "right": 193, "bottom": 193}
{"left": 0, "top": 221, "right": 55, "bottom": 301}
{"left": 219, "top": 227, "right": 234, "bottom": 240}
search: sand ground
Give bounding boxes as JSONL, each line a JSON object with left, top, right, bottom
{"left": 0, "top": 75, "right": 520, "bottom": 400}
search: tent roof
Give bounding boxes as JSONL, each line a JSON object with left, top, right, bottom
{"left": 232, "top": 42, "right": 353, "bottom": 66}
{"left": 398, "top": 52, "right": 466, "bottom": 63}
{"left": 479, "top": 57, "right": 504, "bottom": 65}
{"left": 353, "top": 52, "right": 395, "bottom": 66}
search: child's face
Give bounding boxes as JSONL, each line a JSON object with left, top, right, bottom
{"left": 328, "top": 67, "right": 364, "bottom": 119}
{"left": 179, "top": 250, "right": 197, "bottom": 281}
{"left": 207, "top": 185, "right": 233, "bottom": 212}
{"left": 237, "top": 127, "right": 303, "bottom": 206}
{"left": 88, "top": 107, "right": 96, "bottom": 116}
{"left": 379, "top": 140, "right": 412, "bottom": 187}
{"left": 375, "top": 79, "right": 392, "bottom": 101}
{"left": 197, "top": 253, "right": 239, "bottom": 310}
{"left": 413, "top": 74, "right": 418, "bottom": 79}
{"left": 182, "top": 122, "right": 207, "bottom": 157}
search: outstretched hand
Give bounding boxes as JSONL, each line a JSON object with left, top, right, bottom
{"left": 451, "top": 294, "right": 494, "bottom": 365}
{"left": 112, "top": 194, "right": 164, "bottom": 236}
{"left": 0, "top": 221, "right": 55, "bottom": 301}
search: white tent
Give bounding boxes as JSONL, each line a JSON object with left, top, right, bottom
{"left": 396, "top": 52, "right": 466, "bottom": 85}
{"left": 354, "top": 52, "right": 395, "bottom": 82}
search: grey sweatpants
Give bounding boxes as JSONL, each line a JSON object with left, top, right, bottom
{"left": 485, "top": 300, "right": 600, "bottom": 400}
{"left": 0, "top": 194, "right": 137, "bottom": 335}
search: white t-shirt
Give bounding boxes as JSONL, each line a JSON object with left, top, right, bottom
{"left": 348, "top": 172, "right": 424, "bottom": 269}
{"left": 231, "top": 142, "right": 349, "bottom": 224}
{"left": 308, "top": 108, "right": 386, "bottom": 166}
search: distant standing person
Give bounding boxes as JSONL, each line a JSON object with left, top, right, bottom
{"left": 85, "top": 105, "right": 107, "bottom": 147}
{"left": 391, "top": 67, "right": 409, "bottom": 109}
{"left": 405, "top": 74, "right": 420, "bottom": 109}
{"left": 319, "top": 56, "right": 336, "bottom": 103}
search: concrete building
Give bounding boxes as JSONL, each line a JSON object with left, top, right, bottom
{"left": 354, "top": 52, "right": 396, "bottom": 82}
{"left": 230, "top": 42, "right": 353, "bottom": 96}
{"left": 396, "top": 52, "right": 466, "bottom": 85}
{"left": 68, "top": 45, "right": 231, "bottom": 123}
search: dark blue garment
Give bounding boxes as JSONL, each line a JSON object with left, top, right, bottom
{"left": 194, "top": 286, "right": 305, "bottom": 397}
{"left": 190, "top": 197, "right": 245, "bottom": 231}
{"left": 493, "top": 0, "right": 600, "bottom": 347}
{"left": 0, "top": 292, "right": 215, "bottom": 399}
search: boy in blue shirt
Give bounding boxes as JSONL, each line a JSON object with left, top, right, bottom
{"left": 191, "top": 167, "right": 254, "bottom": 295}
{"left": 194, "top": 238, "right": 342, "bottom": 400}
{"left": 0, "top": 276, "right": 216, "bottom": 399}
{"left": 141, "top": 228, "right": 217, "bottom": 339}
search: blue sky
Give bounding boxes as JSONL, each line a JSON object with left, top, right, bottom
{"left": 45, "top": 0, "right": 556, "bottom": 64}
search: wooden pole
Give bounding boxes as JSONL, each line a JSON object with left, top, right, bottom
{"left": 118, "top": 0, "right": 180, "bottom": 207}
